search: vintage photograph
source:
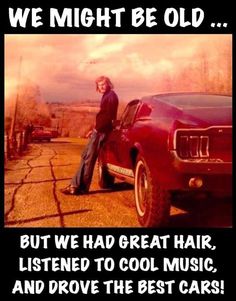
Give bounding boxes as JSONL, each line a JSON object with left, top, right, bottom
{"left": 4, "top": 34, "right": 232, "bottom": 228}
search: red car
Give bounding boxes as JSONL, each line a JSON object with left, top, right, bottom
{"left": 98, "top": 93, "right": 232, "bottom": 227}
{"left": 31, "top": 126, "right": 54, "bottom": 142}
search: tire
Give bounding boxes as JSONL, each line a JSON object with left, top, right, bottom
{"left": 97, "top": 159, "right": 114, "bottom": 189}
{"left": 134, "top": 155, "right": 171, "bottom": 227}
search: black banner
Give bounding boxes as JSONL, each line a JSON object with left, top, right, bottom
{"left": 1, "top": 0, "right": 233, "bottom": 34}
{"left": 1, "top": 229, "right": 234, "bottom": 298}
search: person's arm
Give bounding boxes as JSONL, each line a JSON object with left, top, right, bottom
{"left": 95, "top": 92, "right": 118, "bottom": 133}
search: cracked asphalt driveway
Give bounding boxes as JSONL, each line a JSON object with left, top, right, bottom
{"left": 4, "top": 138, "right": 232, "bottom": 228}
{"left": 4, "top": 138, "right": 139, "bottom": 228}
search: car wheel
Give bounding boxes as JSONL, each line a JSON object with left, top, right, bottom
{"left": 134, "top": 155, "right": 170, "bottom": 227}
{"left": 97, "top": 159, "right": 114, "bottom": 189}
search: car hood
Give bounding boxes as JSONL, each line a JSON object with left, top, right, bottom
{"left": 181, "top": 106, "right": 232, "bottom": 126}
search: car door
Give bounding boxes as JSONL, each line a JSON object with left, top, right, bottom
{"left": 105, "top": 100, "right": 140, "bottom": 170}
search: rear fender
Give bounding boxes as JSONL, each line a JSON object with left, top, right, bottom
{"left": 133, "top": 141, "right": 178, "bottom": 189}
{"left": 130, "top": 142, "right": 144, "bottom": 168}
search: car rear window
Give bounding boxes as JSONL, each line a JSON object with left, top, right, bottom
{"left": 153, "top": 94, "right": 232, "bottom": 108}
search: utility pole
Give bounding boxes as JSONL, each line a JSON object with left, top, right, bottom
{"left": 60, "top": 109, "right": 65, "bottom": 136}
{"left": 10, "top": 56, "right": 22, "bottom": 140}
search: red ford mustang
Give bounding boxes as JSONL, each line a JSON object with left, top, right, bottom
{"left": 98, "top": 93, "right": 232, "bottom": 227}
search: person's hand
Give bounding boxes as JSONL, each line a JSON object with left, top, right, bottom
{"left": 86, "top": 130, "right": 93, "bottom": 138}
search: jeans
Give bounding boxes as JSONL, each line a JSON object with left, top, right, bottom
{"left": 71, "top": 130, "right": 106, "bottom": 192}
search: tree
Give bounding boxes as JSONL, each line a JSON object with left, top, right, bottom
{"left": 16, "top": 81, "right": 51, "bottom": 129}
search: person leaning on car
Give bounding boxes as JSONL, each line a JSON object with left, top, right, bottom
{"left": 61, "top": 75, "right": 119, "bottom": 195}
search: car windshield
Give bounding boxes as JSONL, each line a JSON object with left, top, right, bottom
{"left": 153, "top": 94, "right": 232, "bottom": 109}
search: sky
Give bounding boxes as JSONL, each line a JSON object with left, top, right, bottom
{"left": 5, "top": 34, "right": 232, "bottom": 103}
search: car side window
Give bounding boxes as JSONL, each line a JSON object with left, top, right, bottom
{"left": 121, "top": 100, "right": 140, "bottom": 128}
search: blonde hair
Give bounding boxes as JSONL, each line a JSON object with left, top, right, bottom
{"left": 95, "top": 76, "right": 114, "bottom": 91}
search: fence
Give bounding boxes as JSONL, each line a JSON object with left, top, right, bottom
{"left": 4, "top": 130, "right": 30, "bottom": 162}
